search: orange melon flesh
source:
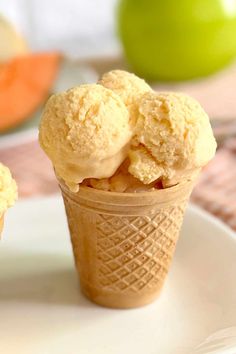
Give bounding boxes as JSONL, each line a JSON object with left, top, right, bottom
{"left": 0, "top": 52, "right": 60, "bottom": 132}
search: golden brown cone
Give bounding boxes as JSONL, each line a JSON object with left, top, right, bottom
{"left": 59, "top": 179, "right": 197, "bottom": 309}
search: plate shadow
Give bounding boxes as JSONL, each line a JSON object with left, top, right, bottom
{"left": 0, "top": 252, "right": 94, "bottom": 308}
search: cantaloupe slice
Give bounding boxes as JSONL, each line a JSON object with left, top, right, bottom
{"left": 0, "top": 15, "right": 28, "bottom": 62}
{"left": 0, "top": 52, "right": 60, "bottom": 132}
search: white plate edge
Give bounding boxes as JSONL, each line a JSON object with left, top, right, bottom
{"left": 0, "top": 128, "right": 38, "bottom": 149}
{"left": 7, "top": 195, "right": 236, "bottom": 242}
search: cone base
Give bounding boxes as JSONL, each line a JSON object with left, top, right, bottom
{"left": 80, "top": 280, "right": 163, "bottom": 309}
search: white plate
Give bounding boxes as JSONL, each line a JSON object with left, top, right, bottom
{"left": 0, "top": 196, "right": 236, "bottom": 354}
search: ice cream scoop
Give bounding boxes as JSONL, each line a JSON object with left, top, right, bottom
{"left": 0, "top": 163, "right": 17, "bottom": 216}
{"left": 84, "top": 159, "right": 159, "bottom": 193}
{"left": 39, "top": 84, "right": 132, "bottom": 192}
{"left": 99, "top": 70, "right": 152, "bottom": 125}
{"left": 128, "top": 91, "right": 217, "bottom": 185}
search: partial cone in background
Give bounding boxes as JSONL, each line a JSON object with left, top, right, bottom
{"left": 59, "top": 179, "right": 196, "bottom": 309}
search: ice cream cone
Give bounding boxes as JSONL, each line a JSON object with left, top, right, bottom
{"left": 0, "top": 214, "right": 4, "bottom": 237}
{"left": 59, "top": 178, "right": 197, "bottom": 309}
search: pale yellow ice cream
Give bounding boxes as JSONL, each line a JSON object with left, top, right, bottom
{"left": 0, "top": 163, "right": 17, "bottom": 215}
{"left": 39, "top": 84, "right": 132, "bottom": 192}
{"left": 98, "top": 70, "right": 152, "bottom": 125}
{"left": 84, "top": 159, "right": 159, "bottom": 193}
{"left": 39, "top": 71, "right": 216, "bottom": 194}
{"left": 128, "top": 91, "right": 217, "bottom": 185}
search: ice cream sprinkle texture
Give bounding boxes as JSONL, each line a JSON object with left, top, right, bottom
{"left": 0, "top": 163, "right": 17, "bottom": 215}
{"left": 39, "top": 70, "right": 216, "bottom": 192}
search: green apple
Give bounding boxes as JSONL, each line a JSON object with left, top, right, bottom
{"left": 117, "top": 0, "right": 236, "bottom": 80}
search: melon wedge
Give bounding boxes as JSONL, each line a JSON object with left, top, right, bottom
{"left": 0, "top": 52, "right": 60, "bottom": 132}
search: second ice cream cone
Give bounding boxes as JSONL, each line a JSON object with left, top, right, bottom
{"left": 59, "top": 179, "right": 196, "bottom": 309}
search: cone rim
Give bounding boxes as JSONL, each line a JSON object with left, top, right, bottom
{"left": 83, "top": 180, "right": 191, "bottom": 197}
{"left": 60, "top": 178, "right": 196, "bottom": 198}
{"left": 59, "top": 177, "right": 197, "bottom": 208}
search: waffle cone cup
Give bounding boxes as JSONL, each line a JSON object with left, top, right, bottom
{"left": 59, "top": 178, "right": 197, "bottom": 309}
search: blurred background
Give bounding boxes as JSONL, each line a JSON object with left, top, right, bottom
{"left": 0, "top": 0, "right": 119, "bottom": 58}
{"left": 0, "top": 0, "right": 236, "bottom": 228}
